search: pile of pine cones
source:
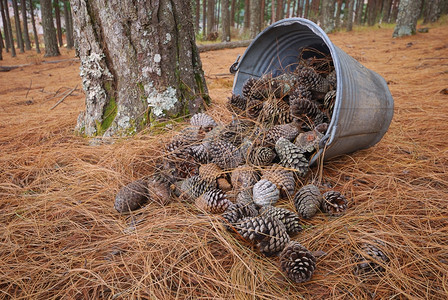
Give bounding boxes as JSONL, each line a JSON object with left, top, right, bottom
{"left": 115, "top": 54, "right": 389, "bottom": 283}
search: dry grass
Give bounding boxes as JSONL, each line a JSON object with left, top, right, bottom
{"left": 1, "top": 22, "right": 448, "bottom": 299}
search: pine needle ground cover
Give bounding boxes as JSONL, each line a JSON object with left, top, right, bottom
{"left": 1, "top": 24, "right": 447, "bottom": 299}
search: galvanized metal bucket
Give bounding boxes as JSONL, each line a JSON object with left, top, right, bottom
{"left": 231, "top": 18, "right": 394, "bottom": 165}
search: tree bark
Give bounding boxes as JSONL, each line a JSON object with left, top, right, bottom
{"left": 320, "top": 0, "right": 335, "bottom": 33}
{"left": 355, "top": 0, "right": 364, "bottom": 24}
{"left": 230, "top": 0, "right": 236, "bottom": 26}
{"left": 203, "top": 0, "right": 207, "bottom": 35}
{"left": 367, "top": 0, "right": 378, "bottom": 26}
{"left": 260, "top": 0, "right": 265, "bottom": 26}
{"left": 221, "top": 0, "right": 231, "bottom": 41}
{"left": 310, "top": 0, "right": 320, "bottom": 22}
{"left": 71, "top": 0, "right": 209, "bottom": 137}
{"left": 194, "top": 0, "right": 200, "bottom": 33}
{"left": 390, "top": 0, "right": 399, "bottom": 22}
{"left": 277, "top": 0, "right": 284, "bottom": 20}
{"left": 12, "top": 0, "right": 24, "bottom": 52}
{"left": 271, "top": 0, "right": 275, "bottom": 23}
{"left": 2, "top": 0, "right": 16, "bottom": 56}
{"left": 29, "top": 0, "right": 40, "bottom": 52}
{"left": 335, "top": 0, "right": 343, "bottom": 28}
{"left": 346, "top": 0, "right": 355, "bottom": 31}
{"left": 423, "top": 0, "right": 443, "bottom": 23}
{"left": 20, "top": 0, "right": 31, "bottom": 50}
{"left": 393, "top": 0, "right": 423, "bottom": 37}
{"left": 40, "top": 0, "right": 60, "bottom": 56}
{"left": 249, "top": 0, "right": 261, "bottom": 37}
{"left": 207, "top": 0, "right": 215, "bottom": 36}
{"left": 0, "top": 29, "right": 3, "bottom": 59}
{"left": 244, "top": 0, "right": 250, "bottom": 30}
{"left": 304, "top": 0, "right": 309, "bottom": 18}
{"left": 381, "top": 0, "right": 392, "bottom": 22}
{"left": 53, "top": 0, "right": 63, "bottom": 46}
{"left": 63, "top": 0, "right": 73, "bottom": 49}
{"left": 1, "top": 0, "right": 10, "bottom": 52}
{"left": 286, "top": 0, "right": 291, "bottom": 18}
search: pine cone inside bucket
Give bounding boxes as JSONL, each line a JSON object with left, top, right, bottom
{"left": 279, "top": 241, "right": 317, "bottom": 283}
{"left": 322, "top": 190, "right": 348, "bottom": 216}
{"left": 293, "top": 184, "right": 322, "bottom": 219}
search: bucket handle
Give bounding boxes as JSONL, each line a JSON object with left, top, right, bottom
{"left": 229, "top": 55, "right": 241, "bottom": 74}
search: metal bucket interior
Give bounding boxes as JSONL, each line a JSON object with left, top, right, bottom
{"left": 232, "top": 18, "right": 394, "bottom": 165}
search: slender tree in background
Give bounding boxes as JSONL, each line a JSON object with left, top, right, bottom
{"left": 71, "top": 0, "right": 209, "bottom": 136}
{"left": 40, "top": 0, "right": 60, "bottom": 56}
{"left": 2, "top": 0, "right": 16, "bottom": 57}
{"left": 29, "top": 0, "right": 40, "bottom": 52}
{"left": 63, "top": 0, "right": 73, "bottom": 49}
{"left": 271, "top": 0, "right": 275, "bottom": 23}
{"left": 277, "top": 0, "right": 284, "bottom": 20}
{"left": 382, "top": 0, "right": 393, "bottom": 23}
{"left": 0, "top": 29, "right": 3, "bottom": 59}
{"left": 12, "top": 0, "right": 24, "bottom": 53}
{"left": 221, "top": 0, "right": 231, "bottom": 41}
{"left": 297, "top": 0, "right": 304, "bottom": 17}
{"left": 260, "top": 0, "right": 264, "bottom": 27}
{"left": 390, "top": 0, "right": 400, "bottom": 22}
{"left": 250, "top": 0, "right": 261, "bottom": 37}
{"left": 393, "top": 0, "right": 423, "bottom": 37}
{"left": 355, "top": 0, "right": 364, "bottom": 24}
{"left": 310, "top": 0, "right": 320, "bottom": 22}
{"left": 207, "top": 0, "right": 215, "bottom": 36}
{"left": 53, "top": 0, "right": 63, "bottom": 46}
{"left": 366, "top": 0, "right": 378, "bottom": 26}
{"left": 244, "top": 0, "right": 250, "bottom": 30}
{"left": 335, "top": 0, "right": 343, "bottom": 28}
{"left": 230, "top": 0, "right": 236, "bottom": 26}
{"left": 320, "top": 0, "right": 335, "bottom": 32}
{"left": 1, "top": 0, "right": 10, "bottom": 52}
{"left": 423, "top": 0, "right": 444, "bottom": 23}
{"left": 346, "top": 0, "right": 355, "bottom": 31}
{"left": 202, "top": 0, "right": 206, "bottom": 36}
{"left": 21, "top": 0, "right": 31, "bottom": 50}
{"left": 194, "top": 0, "right": 200, "bottom": 33}
{"left": 304, "top": 0, "right": 310, "bottom": 18}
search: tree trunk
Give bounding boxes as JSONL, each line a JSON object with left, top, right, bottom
{"left": 40, "top": 0, "right": 60, "bottom": 56}
{"left": 71, "top": 0, "right": 209, "bottom": 137}
{"left": 423, "top": 0, "right": 443, "bottom": 23}
{"left": 2, "top": 0, "right": 16, "bottom": 56}
{"left": 346, "top": 0, "right": 355, "bottom": 31}
{"left": 216, "top": 0, "right": 220, "bottom": 28}
{"left": 221, "top": 0, "right": 231, "bottom": 41}
{"left": 249, "top": 0, "right": 261, "bottom": 37}
{"left": 0, "top": 29, "right": 3, "bottom": 59}
{"left": 320, "top": 0, "right": 335, "bottom": 32}
{"left": 390, "top": 0, "right": 399, "bottom": 22}
{"left": 355, "top": 0, "right": 363, "bottom": 24}
{"left": 207, "top": 0, "right": 215, "bottom": 36}
{"left": 304, "top": 0, "right": 310, "bottom": 18}
{"left": 393, "top": 0, "right": 423, "bottom": 37}
{"left": 244, "top": 0, "right": 250, "bottom": 30}
{"left": 381, "top": 0, "right": 392, "bottom": 22}
{"left": 63, "top": 0, "right": 73, "bottom": 49}
{"left": 20, "top": 0, "right": 31, "bottom": 50}
{"left": 277, "top": 0, "right": 284, "bottom": 20}
{"left": 297, "top": 0, "right": 303, "bottom": 17}
{"left": 29, "top": 0, "right": 40, "bottom": 52}
{"left": 335, "top": 0, "right": 343, "bottom": 28}
{"left": 260, "top": 0, "right": 265, "bottom": 26}
{"left": 286, "top": 0, "right": 291, "bottom": 17}
{"left": 1, "top": 0, "right": 10, "bottom": 52}
{"left": 310, "top": 0, "right": 320, "bottom": 22}
{"left": 53, "top": 0, "right": 63, "bottom": 47}
{"left": 271, "top": 0, "right": 275, "bottom": 23}
{"left": 194, "top": 0, "right": 200, "bottom": 33}
{"left": 203, "top": 0, "right": 207, "bottom": 35}
{"left": 230, "top": 0, "right": 236, "bottom": 26}
{"left": 367, "top": 0, "right": 378, "bottom": 26}
{"left": 12, "top": 0, "right": 24, "bottom": 52}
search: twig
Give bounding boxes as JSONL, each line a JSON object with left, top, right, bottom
{"left": 50, "top": 85, "right": 78, "bottom": 110}
{"left": 25, "top": 80, "right": 32, "bottom": 99}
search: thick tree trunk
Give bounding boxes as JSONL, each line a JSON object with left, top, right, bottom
{"left": 29, "top": 0, "right": 40, "bottom": 53}
{"left": 320, "top": 0, "right": 335, "bottom": 33}
{"left": 346, "top": 0, "right": 355, "bottom": 31}
{"left": 423, "top": 0, "right": 443, "bottom": 23}
{"left": 21, "top": 0, "right": 31, "bottom": 50}
{"left": 12, "top": 0, "right": 24, "bottom": 53}
{"left": 393, "top": 0, "right": 422, "bottom": 37}
{"left": 382, "top": 0, "right": 392, "bottom": 22}
{"left": 221, "top": 0, "right": 231, "bottom": 41}
{"left": 40, "top": 0, "right": 60, "bottom": 56}
{"left": 2, "top": 0, "right": 16, "bottom": 56}
{"left": 1, "top": 0, "right": 10, "bottom": 52}
{"left": 63, "top": 0, "right": 73, "bottom": 49}
{"left": 207, "top": 0, "right": 215, "bottom": 36}
{"left": 71, "top": 0, "right": 209, "bottom": 137}
{"left": 53, "top": 0, "right": 63, "bottom": 46}
{"left": 249, "top": 0, "right": 261, "bottom": 38}
{"left": 244, "top": 0, "right": 250, "bottom": 30}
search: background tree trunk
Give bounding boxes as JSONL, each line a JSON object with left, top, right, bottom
{"left": 194, "top": 0, "right": 200, "bottom": 33}
{"left": 271, "top": 0, "right": 275, "bottom": 23}
{"left": 310, "top": 0, "right": 320, "bottom": 22}
{"left": 423, "top": 0, "right": 443, "bottom": 23}
{"left": 304, "top": 0, "right": 310, "bottom": 18}
{"left": 277, "top": 0, "right": 284, "bottom": 20}
{"left": 297, "top": 0, "right": 303, "bottom": 17}
{"left": 244, "top": 0, "right": 250, "bottom": 30}
{"left": 367, "top": 0, "right": 378, "bottom": 26}
{"left": 2, "top": 0, "right": 16, "bottom": 56}
{"left": 21, "top": 0, "right": 31, "bottom": 50}
{"left": 320, "top": 0, "right": 335, "bottom": 32}
{"left": 202, "top": 0, "right": 207, "bottom": 35}
{"left": 382, "top": 0, "right": 393, "bottom": 22}
{"left": 393, "top": 0, "right": 423, "bottom": 37}
{"left": 260, "top": 0, "right": 264, "bottom": 27}
{"left": 346, "top": 0, "right": 355, "bottom": 31}
{"left": 230, "top": 0, "right": 236, "bottom": 26}
{"left": 249, "top": 0, "right": 261, "bottom": 37}
{"left": 29, "top": 0, "right": 40, "bottom": 52}
{"left": 1, "top": 0, "right": 10, "bottom": 52}
{"left": 390, "top": 0, "right": 400, "bottom": 22}
{"left": 40, "top": 0, "right": 60, "bottom": 56}
{"left": 71, "top": 0, "right": 209, "bottom": 137}
{"left": 63, "top": 0, "right": 73, "bottom": 49}
{"left": 355, "top": 0, "right": 364, "bottom": 24}
{"left": 221, "top": 0, "right": 231, "bottom": 41}
{"left": 12, "top": 0, "right": 24, "bottom": 53}
{"left": 0, "top": 29, "right": 3, "bottom": 59}
{"left": 286, "top": 0, "right": 291, "bottom": 18}
{"left": 53, "top": 0, "right": 63, "bottom": 47}
{"left": 207, "top": 0, "right": 215, "bottom": 36}
{"left": 335, "top": 0, "right": 343, "bottom": 28}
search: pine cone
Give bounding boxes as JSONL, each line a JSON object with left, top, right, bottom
{"left": 322, "top": 191, "right": 348, "bottom": 216}
{"left": 234, "top": 215, "right": 290, "bottom": 256}
{"left": 242, "top": 77, "right": 265, "bottom": 100}
{"left": 323, "top": 89, "right": 336, "bottom": 114}
{"left": 188, "top": 143, "right": 209, "bottom": 164}
{"left": 259, "top": 206, "right": 302, "bottom": 235}
{"left": 261, "top": 123, "right": 300, "bottom": 147}
{"left": 195, "top": 188, "right": 232, "bottom": 214}
{"left": 146, "top": 174, "right": 172, "bottom": 206}
{"left": 279, "top": 241, "right": 317, "bottom": 283}
{"left": 221, "top": 202, "right": 259, "bottom": 226}
{"left": 246, "top": 99, "right": 264, "bottom": 119}
{"left": 293, "top": 184, "right": 322, "bottom": 219}
{"left": 207, "top": 139, "right": 243, "bottom": 169}
{"left": 290, "top": 98, "right": 322, "bottom": 121}
{"left": 275, "top": 137, "right": 309, "bottom": 177}
{"left": 199, "top": 163, "right": 223, "bottom": 183}
{"left": 231, "top": 165, "right": 259, "bottom": 192}
{"left": 248, "top": 146, "right": 276, "bottom": 166}
{"left": 353, "top": 241, "right": 390, "bottom": 275}
{"left": 261, "top": 164, "right": 296, "bottom": 197}
{"left": 290, "top": 84, "right": 313, "bottom": 102}
{"left": 235, "top": 189, "right": 253, "bottom": 204}
{"left": 190, "top": 113, "right": 217, "bottom": 132}
{"left": 326, "top": 70, "right": 337, "bottom": 89}
{"left": 294, "top": 130, "right": 324, "bottom": 154}
{"left": 227, "top": 94, "right": 247, "bottom": 115}
{"left": 298, "top": 66, "right": 330, "bottom": 94}
{"left": 253, "top": 179, "right": 280, "bottom": 207}
{"left": 114, "top": 179, "right": 149, "bottom": 213}
{"left": 180, "top": 175, "right": 216, "bottom": 199}
{"left": 260, "top": 98, "right": 292, "bottom": 125}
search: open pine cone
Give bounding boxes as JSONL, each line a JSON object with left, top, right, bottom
{"left": 279, "top": 241, "right": 317, "bottom": 283}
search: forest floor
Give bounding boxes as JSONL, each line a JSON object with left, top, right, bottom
{"left": 1, "top": 22, "right": 448, "bottom": 299}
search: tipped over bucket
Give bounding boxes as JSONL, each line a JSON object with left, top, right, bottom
{"left": 231, "top": 18, "right": 394, "bottom": 165}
